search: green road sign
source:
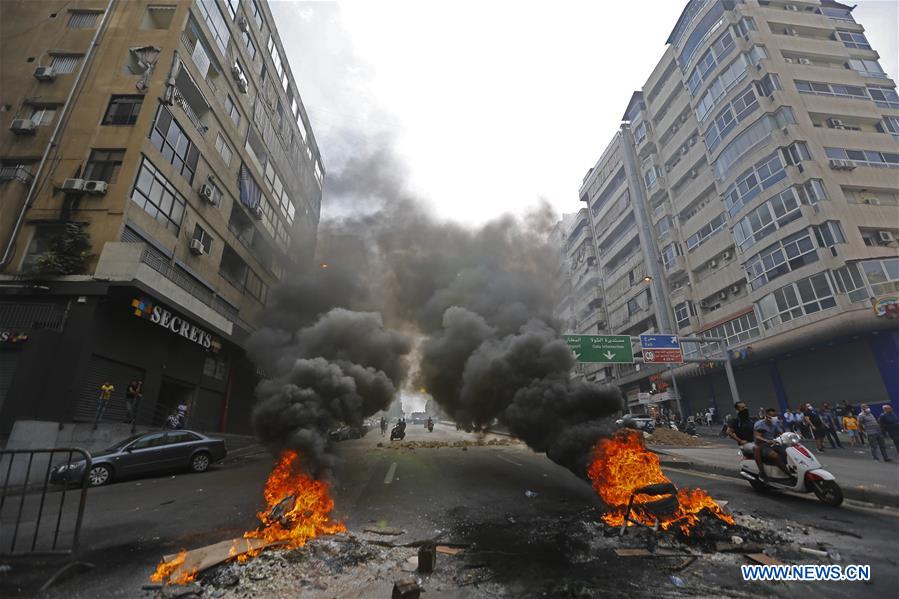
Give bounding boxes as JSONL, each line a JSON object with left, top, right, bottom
{"left": 563, "top": 334, "right": 634, "bottom": 364}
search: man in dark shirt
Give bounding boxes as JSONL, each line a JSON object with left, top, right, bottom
{"left": 726, "top": 401, "right": 756, "bottom": 448}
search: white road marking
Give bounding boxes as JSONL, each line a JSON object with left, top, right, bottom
{"left": 384, "top": 462, "right": 397, "bottom": 484}
{"left": 495, "top": 453, "right": 522, "bottom": 467}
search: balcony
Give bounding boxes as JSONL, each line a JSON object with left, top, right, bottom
{"left": 0, "top": 165, "right": 34, "bottom": 185}
{"left": 94, "top": 242, "right": 235, "bottom": 336}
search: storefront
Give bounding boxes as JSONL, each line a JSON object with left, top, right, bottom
{"left": 0, "top": 283, "right": 258, "bottom": 436}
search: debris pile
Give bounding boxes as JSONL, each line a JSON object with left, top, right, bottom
{"left": 644, "top": 428, "right": 708, "bottom": 446}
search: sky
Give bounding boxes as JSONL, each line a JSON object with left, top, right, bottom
{"left": 269, "top": 0, "right": 899, "bottom": 226}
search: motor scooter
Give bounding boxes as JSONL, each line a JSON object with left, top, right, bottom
{"left": 390, "top": 424, "right": 405, "bottom": 441}
{"left": 427, "top": 419, "right": 434, "bottom": 432}
{"left": 738, "top": 431, "right": 842, "bottom": 506}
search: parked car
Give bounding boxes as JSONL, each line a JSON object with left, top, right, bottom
{"left": 328, "top": 425, "right": 352, "bottom": 442}
{"left": 615, "top": 414, "right": 656, "bottom": 434}
{"left": 50, "top": 430, "right": 227, "bottom": 487}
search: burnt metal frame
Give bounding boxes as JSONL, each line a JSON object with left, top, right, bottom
{"left": 0, "top": 448, "right": 91, "bottom": 556}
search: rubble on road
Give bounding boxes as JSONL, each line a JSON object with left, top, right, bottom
{"left": 380, "top": 438, "right": 522, "bottom": 450}
{"left": 644, "top": 428, "right": 708, "bottom": 446}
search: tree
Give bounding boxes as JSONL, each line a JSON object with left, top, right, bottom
{"left": 34, "top": 222, "right": 92, "bottom": 275}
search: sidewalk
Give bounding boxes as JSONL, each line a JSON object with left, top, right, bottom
{"left": 654, "top": 438, "right": 899, "bottom": 507}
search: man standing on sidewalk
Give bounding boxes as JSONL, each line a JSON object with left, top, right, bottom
{"left": 93, "top": 381, "right": 115, "bottom": 430}
{"left": 858, "top": 404, "right": 891, "bottom": 462}
{"left": 878, "top": 405, "right": 899, "bottom": 454}
{"left": 820, "top": 403, "right": 843, "bottom": 449}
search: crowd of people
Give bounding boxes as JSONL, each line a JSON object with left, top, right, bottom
{"left": 720, "top": 400, "right": 899, "bottom": 463}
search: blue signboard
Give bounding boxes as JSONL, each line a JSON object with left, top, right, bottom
{"left": 639, "top": 334, "right": 681, "bottom": 349}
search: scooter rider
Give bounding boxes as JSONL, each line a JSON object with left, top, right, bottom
{"left": 726, "top": 401, "right": 755, "bottom": 453}
{"left": 754, "top": 407, "right": 790, "bottom": 479}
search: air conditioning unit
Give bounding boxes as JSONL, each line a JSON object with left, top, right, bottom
{"left": 237, "top": 15, "right": 249, "bottom": 32}
{"left": 237, "top": 76, "right": 248, "bottom": 93}
{"left": 83, "top": 180, "right": 108, "bottom": 195}
{"left": 709, "top": 259, "right": 718, "bottom": 268}
{"left": 231, "top": 62, "right": 243, "bottom": 80}
{"left": 718, "top": 290, "right": 728, "bottom": 300}
{"left": 797, "top": 58, "right": 811, "bottom": 65}
{"left": 689, "top": 169, "right": 698, "bottom": 179}
{"left": 249, "top": 203, "right": 263, "bottom": 220}
{"left": 785, "top": 4, "right": 799, "bottom": 11}
{"left": 189, "top": 238, "right": 205, "bottom": 255}
{"left": 829, "top": 159, "right": 856, "bottom": 170}
{"left": 689, "top": 137, "right": 696, "bottom": 146}
{"left": 784, "top": 57, "right": 795, "bottom": 64}
{"left": 699, "top": 299, "right": 710, "bottom": 309}
{"left": 827, "top": 118, "right": 845, "bottom": 128}
{"left": 877, "top": 230, "right": 895, "bottom": 243}
{"left": 785, "top": 28, "right": 798, "bottom": 36}
{"left": 671, "top": 123, "right": 679, "bottom": 133}
{"left": 665, "top": 164, "right": 672, "bottom": 172}
{"left": 722, "top": 251, "right": 732, "bottom": 260}
{"left": 681, "top": 146, "right": 689, "bottom": 155}
{"left": 863, "top": 197, "right": 880, "bottom": 205}
{"left": 730, "top": 284, "right": 741, "bottom": 294}
{"left": 33, "top": 66, "right": 56, "bottom": 81}
{"left": 199, "top": 183, "right": 216, "bottom": 204}
{"left": 680, "top": 114, "right": 688, "bottom": 124}
{"left": 60, "top": 178, "right": 85, "bottom": 192}
{"left": 9, "top": 118, "right": 36, "bottom": 134}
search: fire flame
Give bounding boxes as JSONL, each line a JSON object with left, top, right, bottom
{"left": 587, "top": 430, "right": 734, "bottom": 534}
{"left": 243, "top": 449, "right": 346, "bottom": 548}
{"left": 149, "top": 550, "right": 197, "bottom": 585}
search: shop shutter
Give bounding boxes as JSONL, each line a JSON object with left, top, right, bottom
{"left": 192, "top": 388, "right": 224, "bottom": 433}
{"left": 0, "top": 352, "right": 20, "bottom": 417}
{"left": 74, "top": 355, "right": 144, "bottom": 424}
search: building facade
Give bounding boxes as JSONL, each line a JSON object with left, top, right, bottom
{"left": 0, "top": 0, "right": 323, "bottom": 434}
{"left": 567, "top": 0, "right": 898, "bottom": 417}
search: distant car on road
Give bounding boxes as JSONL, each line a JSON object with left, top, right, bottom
{"left": 410, "top": 412, "right": 427, "bottom": 424}
{"left": 615, "top": 414, "right": 656, "bottom": 434}
{"left": 329, "top": 423, "right": 369, "bottom": 442}
{"left": 50, "top": 430, "right": 227, "bottom": 487}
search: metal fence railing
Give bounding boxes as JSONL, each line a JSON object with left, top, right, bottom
{"left": 0, "top": 448, "right": 91, "bottom": 556}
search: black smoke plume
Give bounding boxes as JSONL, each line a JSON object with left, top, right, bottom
{"left": 247, "top": 135, "right": 622, "bottom": 478}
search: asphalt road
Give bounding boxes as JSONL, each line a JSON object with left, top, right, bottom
{"left": 2, "top": 423, "right": 897, "bottom": 598}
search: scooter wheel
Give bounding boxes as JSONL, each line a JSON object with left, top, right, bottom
{"left": 811, "top": 480, "right": 843, "bottom": 507}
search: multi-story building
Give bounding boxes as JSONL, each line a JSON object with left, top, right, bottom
{"left": 572, "top": 0, "right": 898, "bottom": 417}
{"left": 0, "top": 0, "right": 324, "bottom": 434}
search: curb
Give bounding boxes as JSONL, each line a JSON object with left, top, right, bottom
{"left": 653, "top": 449, "right": 899, "bottom": 508}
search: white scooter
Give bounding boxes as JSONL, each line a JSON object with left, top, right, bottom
{"left": 738, "top": 431, "right": 843, "bottom": 506}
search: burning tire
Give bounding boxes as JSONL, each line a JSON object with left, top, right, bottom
{"left": 811, "top": 480, "right": 843, "bottom": 507}
{"left": 190, "top": 452, "right": 211, "bottom": 473}
{"left": 88, "top": 464, "right": 112, "bottom": 487}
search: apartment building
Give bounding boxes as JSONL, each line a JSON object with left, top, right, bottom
{"left": 0, "top": 0, "right": 323, "bottom": 434}
{"left": 570, "top": 0, "right": 898, "bottom": 417}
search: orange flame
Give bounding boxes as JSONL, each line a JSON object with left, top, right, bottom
{"left": 149, "top": 550, "right": 197, "bottom": 585}
{"left": 243, "top": 449, "right": 346, "bottom": 548}
{"left": 587, "top": 430, "right": 734, "bottom": 534}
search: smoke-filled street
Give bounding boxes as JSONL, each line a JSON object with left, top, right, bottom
{"left": 3, "top": 424, "right": 897, "bottom": 598}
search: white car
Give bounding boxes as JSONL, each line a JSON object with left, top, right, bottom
{"left": 615, "top": 414, "right": 656, "bottom": 433}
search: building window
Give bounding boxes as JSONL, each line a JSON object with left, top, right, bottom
{"left": 686, "top": 213, "right": 726, "bottom": 252}
{"left": 67, "top": 11, "right": 99, "bottom": 28}
{"left": 847, "top": 58, "right": 887, "bottom": 79}
{"left": 825, "top": 147, "right": 899, "bottom": 168}
{"left": 686, "top": 312, "right": 760, "bottom": 357}
{"left": 634, "top": 121, "right": 648, "bottom": 144}
{"left": 781, "top": 141, "right": 811, "bottom": 166}
{"left": 149, "top": 106, "right": 200, "bottom": 183}
{"left": 832, "top": 263, "right": 868, "bottom": 302}
{"left": 732, "top": 185, "right": 815, "bottom": 251}
{"left": 224, "top": 95, "right": 241, "bottom": 127}
{"left": 835, "top": 30, "right": 871, "bottom": 50}
{"left": 241, "top": 30, "right": 257, "bottom": 61}
{"left": 695, "top": 54, "right": 751, "bottom": 122}
{"left": 674, "top": 301, "right": 695, "bottom": 329}
{"left": 197, "top": 0, "right": 231, "bottom": 54}
{"left": 661, "top": 242, "right": 681, "bottom": 270}
{"left": 812, "top": 221, "right": 845, "bottom": 248}
{"left": 225, "top": 0, "right": 239, "bottom": 19}
{"left": 703, "top": 86, "right": 758, "bottom": 152}
{"left": 245, "top": 269, "right": 268, "bottom": 304}
{"left": 50, "top": 54, "right": 81, "bottom": 74}
{"left": 140, "top": 5, "right": 176, "bottom": 30}
{"left": 84, "top": 149, "right": 125, "bottom": 183}
{"left": 744, "top": 229, "right": 819, "bottom": 291}
{"left": 203, "top": 355, "right": 228, "bottom": 380}
{"left": 250, "top": 0, "right": 264, "bottom": 29}
{"left": 795, "top": 80, "right": 869, "bottom": 100}
{"left": 130, "top": 158, "right": 186, "bottom": 235}
{"left": 723, "top": 152, "right": 788, "bottom": 216}
{"left": 21, "top": 225, "right": 65, "bottom": 272}
{"left": 219, "top": 244, "right": 248, "bottom": 289}
{"left": 27, "top": 106, "right": 56, "bottom": 126}
{"left": 192, "top": 224, "right": 213, "bottom": 254}
{"left": 215, "top": 133, "right": 233, "bottom": 166}
{"left": 861, "top": 258, "right": 899, "bottom": 296}
{"left": 102, "top": 95, "right": 143, "bottom": 125}
{"left": 754, "top": 73, "right": 781, "bottom": 97}
{"left": 868, "top": 86, "right": 899, "bottom": 109}
{"left": 756, "top": 272, "right": 837, "bottom": 329}
{"left": 643, "top": 166, "right": 660, "bottom": 190}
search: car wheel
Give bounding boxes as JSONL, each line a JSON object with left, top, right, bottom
{"left": 190, "top": 452, "right": 211, "bottom": 473}
{"left": 88, "top": 464, "right": 112, "bottom": 487}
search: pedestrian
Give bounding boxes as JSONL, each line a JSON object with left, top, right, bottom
{"left": 802, "top": 403, "right": 827, "bottom": 452}
{"left": 795, "top": 409, "right": 811, "bottom": 438}
{"left": 125, "top": 379, "right": 143, "bottom": 424}
{"left": 380, "top": 416, "right": 388, "bottom": 437}
{"left": 858, "top": 404, "right": 891, "bottom": 462}
{"left": 783, "top": 409, "right": 795, "bottom": 433}
{"left": 842, "top": 412, "right": 860, "bottom": 446}
{"left": 833, "top": 402, "right": 845, "bottom": 432}
{"left": 705, "top": 410, "right": 713, "bottom": 427}
{"left": 878, "top": 405, "right": 899, "bottom": 454}
{"left": 819, "top": 403, "right": 843, "bottom": 449}
{"left": 93, "top": 381, "right": 115, "bottom": 430}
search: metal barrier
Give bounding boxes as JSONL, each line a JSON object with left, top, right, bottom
{"left": 0, "top": 448, "right": 91, "bottom": 556}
